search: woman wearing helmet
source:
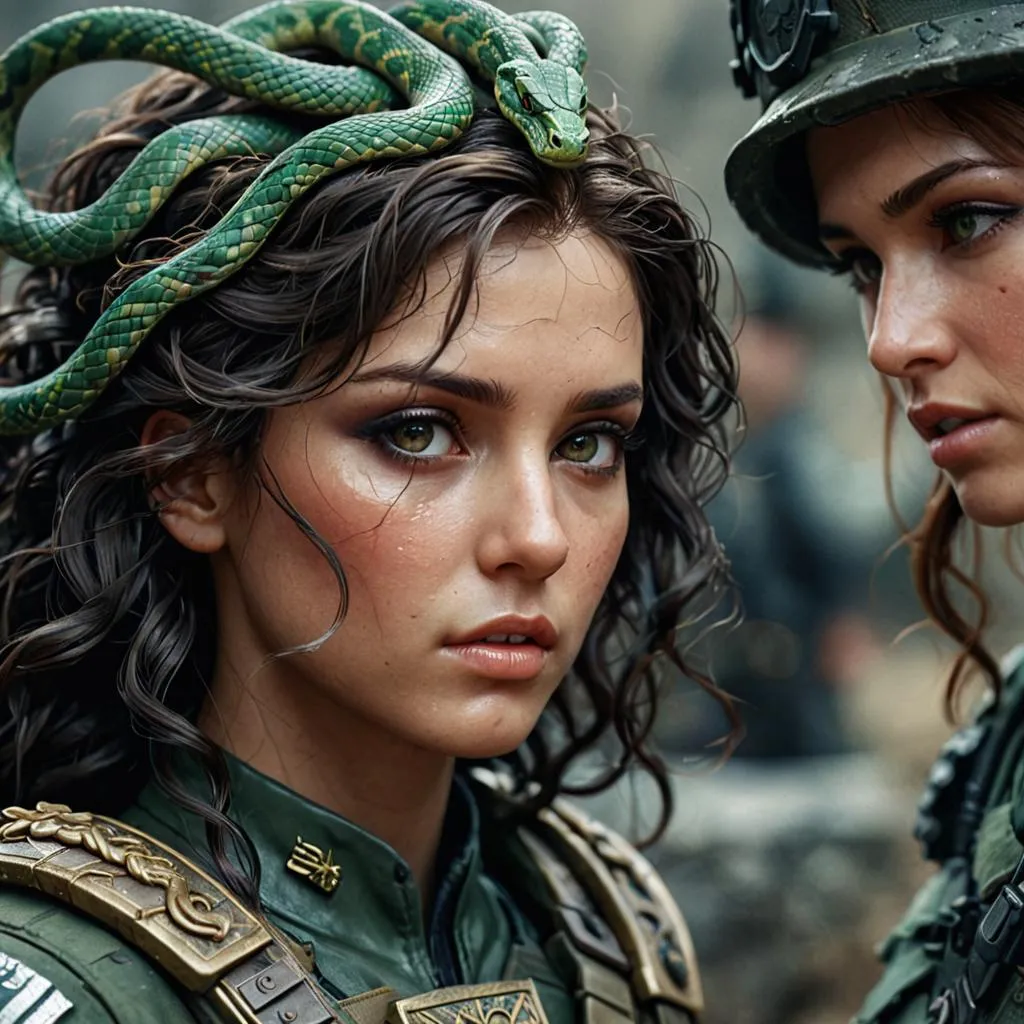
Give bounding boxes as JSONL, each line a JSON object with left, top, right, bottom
{"left": 727, "top": 4, "right": 1024, "bottom": 1023}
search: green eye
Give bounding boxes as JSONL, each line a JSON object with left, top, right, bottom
{"left": 948, "top": 212, "right": 978, "bottom": 244}
{"left": 390, "top": 421, "right": 434, "bottom": 453}
{"left": 558, "top": 433, "right": 598, "bottom": 462}
{"left": 578, "top": 95, "right": 588, "bottom": 114}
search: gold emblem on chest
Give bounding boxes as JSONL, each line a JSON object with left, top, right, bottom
{"left": 286, "top": 836, "right": 342, "bottom": 894}
{"left": 388, "top": 980, "right": 551, "bottom": 1024}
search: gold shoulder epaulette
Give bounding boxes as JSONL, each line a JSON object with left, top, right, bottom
{"left": 525, "top": 797, "right": 704, "bottom": 1021}
{"left": 0, "top": 801, "right": 345, "bottom": 1024}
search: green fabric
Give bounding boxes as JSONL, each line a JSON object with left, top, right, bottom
{"left": 988, "top": 975, "right": 1024, "bottom": 1023}
{"left": 974, "top": 803, "right": 1023, "bottom": 900}
{"left": 0, "top": 753, "right": 574, "bottom": 1024}
{"left": 0, "top": 889, "right": 207, "bottom": 1023}
{"left": 855, "top": 863, "right": 962, "bottom": 1022}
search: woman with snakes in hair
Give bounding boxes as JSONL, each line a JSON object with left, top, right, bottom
{"left": 0, "top": 2, "right": 735, "bottom": 1023}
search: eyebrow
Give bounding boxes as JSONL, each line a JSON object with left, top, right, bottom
{"left": 349, "top": 362, "right": 643, "bottom": 413}
{"left": 881, "top": 159, "right": 1000, "bottom": 218}
{"left": 818, "top": 159, "right": 1006, "bottom": 242}
{"left": 351, "top": 363, "right": 515, "bottom": 409}
{"left": 567, "top": 382, "right": 644, "bottom": 413}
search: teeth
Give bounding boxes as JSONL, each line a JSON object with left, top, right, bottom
{"left": 937, "top": 417, "right": 967, "bottom": 435}
{"left": 482, "top": 634, "right": 530, "bottom": 644}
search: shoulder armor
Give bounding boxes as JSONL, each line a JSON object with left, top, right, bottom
{"left": 474, "top": 765, "right": 704, "bottom": 1023}
{"left": 0, "top": 801, "right": 346, "bottom": 1024}
{"left": 533, "top": 799, "right": 703, "bottom": 1018}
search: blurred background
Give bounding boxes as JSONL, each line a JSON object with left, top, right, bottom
{"left": 1, "top": 0, "right": 1020, "bottom": 1020}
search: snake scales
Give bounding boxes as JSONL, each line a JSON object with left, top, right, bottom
{"left": 0, "top": 0, "right": 588, "bottom": 434}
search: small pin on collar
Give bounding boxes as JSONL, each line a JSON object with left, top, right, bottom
{"left": 286, "top": 836, "right": 341, "bottom": 894}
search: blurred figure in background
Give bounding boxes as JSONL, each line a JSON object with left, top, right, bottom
{"left": 658, "top": 269, "right": 877, "bottom": 760}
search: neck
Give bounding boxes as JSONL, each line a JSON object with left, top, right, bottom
{"left": 198, "top": 656, "right": 455, "bottom": 903}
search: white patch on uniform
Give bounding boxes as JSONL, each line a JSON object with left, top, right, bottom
{"left": 0, "top": 953, "right": 72, "bottom": 1024}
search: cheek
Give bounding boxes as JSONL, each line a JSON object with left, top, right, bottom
{"left": 965, "top": 282, "right": 1024, "bottom": 393}
{"left": 569, "top": 488, "right": 630, "bottom": 597}
{"left": 265, "top": 453, "right": 463, "bottom": 614}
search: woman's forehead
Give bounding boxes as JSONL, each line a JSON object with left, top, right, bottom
{"left": 807, "top": 104, "right": 996, "bottom": 215}
{"left": 364, "top": 231, "right": 641, "bottom": 370}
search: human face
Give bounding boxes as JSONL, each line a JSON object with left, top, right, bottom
{"left": 808, "top": 104, "right": 1024, "bottom": 526}
{"left": 210, "top": 230, "right": 643, "bottom": 760}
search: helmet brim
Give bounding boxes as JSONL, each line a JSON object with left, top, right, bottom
{"left": 725, "top": 6, "right": 1024, "bottom": 268}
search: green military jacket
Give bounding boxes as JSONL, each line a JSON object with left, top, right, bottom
{"left": 0, "top": 754, "right": 702, "bottom": 1024}
{"left": 857, "top": 648, "right": 1024, "bottom": 1023}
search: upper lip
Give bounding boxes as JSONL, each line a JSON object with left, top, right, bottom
{"left": 907, "top": 402, "right": 994, "bottom": 441}
{"left": 447, "top": 615, "right": 558, "bottom": 650}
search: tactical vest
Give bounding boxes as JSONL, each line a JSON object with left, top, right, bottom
{"left": 0, "top": 768, "right": 702, "bottom": 1024}
{"left": 858, "top": 647, "right": 1024, "bottom": 1024}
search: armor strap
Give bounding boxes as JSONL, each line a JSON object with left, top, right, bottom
{"left": 0, "top": 802, "right": 347, "bottom": 1024}
{"left": 515, "top": 794, "right": 703, "bottom": 1022}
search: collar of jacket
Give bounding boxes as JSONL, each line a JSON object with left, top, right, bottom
{"left": 121, "top": 751, "right": 519, "bottom": 1001}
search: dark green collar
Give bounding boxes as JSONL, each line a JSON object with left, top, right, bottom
{"left": 123, "top": 752, "right": 517, "bottom": 999}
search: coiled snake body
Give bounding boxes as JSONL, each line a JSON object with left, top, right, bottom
{"left": 0, "top": 0, "right": 588, "bottom": 434}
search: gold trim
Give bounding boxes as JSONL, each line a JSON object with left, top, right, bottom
{"left": 535, "top": 803, "right": 704, "bottom": 1016}
{"left": 388, "top": 980, "right": 551, "bottom": 1024}
{"left": 0, "top": 803, "right": 229, "bottom": 938}
{"left": 0, "top": 801, "right": 272, "bottom": 991}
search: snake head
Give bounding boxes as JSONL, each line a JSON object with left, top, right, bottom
{"left": 494, "top": 58, "right": 589, "bottom": 168}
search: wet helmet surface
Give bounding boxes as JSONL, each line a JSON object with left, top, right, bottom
{"left": 726, "top": 0, "right": 1024, "bottom": 267}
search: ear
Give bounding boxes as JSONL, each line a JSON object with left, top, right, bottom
{"left": 140, "top": 410, "right": 237, "bottom": 555}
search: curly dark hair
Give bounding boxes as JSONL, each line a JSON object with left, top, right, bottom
{"left": 0, "top": 65, "right": 736, "bottom": 905}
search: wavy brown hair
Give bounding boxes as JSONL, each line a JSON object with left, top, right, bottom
{"left": 0, "top": 65, "right": 736, "bottom": 903}
{"left": 879, "top": 87, "right": 1024, "bottom": 718}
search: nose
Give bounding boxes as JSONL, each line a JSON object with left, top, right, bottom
{"left": 476, "top": 456, "right": 569, "bottom": 582}
{"left": 866, "top": 263, "right": 957, "bottom": 380}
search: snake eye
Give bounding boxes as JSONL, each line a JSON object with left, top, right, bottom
{"left": 578, "top": 95, "right": 588, "bottom": 114}
{"left": 515, "top": 81, "right": 534, "bottom": 112}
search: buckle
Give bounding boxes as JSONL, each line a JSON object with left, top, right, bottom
{"left": 929, "top": 884, "right": 1024, "bottom": 1023}
{"left": 388, "top": 980, "right": 551, "bottom": 1024}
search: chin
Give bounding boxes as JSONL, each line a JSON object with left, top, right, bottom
{"left": 424, "top": 698, "right": 549, "bottom": 761}
{"left": 953, "top": 475, "right": 1024, "bottom": 527}
{"left": 440, "top": 722, "right": 539, "bottom": 761}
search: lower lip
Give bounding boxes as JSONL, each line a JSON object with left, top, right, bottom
{"left": 928, "top": 417, "right": 999, "bottom": 469}
{"left": 441, "top": 642, "right": 548, "bottom": 680}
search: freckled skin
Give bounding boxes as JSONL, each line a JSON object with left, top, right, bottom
{"left": 202, "top": 230, "right": 643, "bottom": 769}
{"left": 808, "top": 106, "right": 1024, "bottom": 526}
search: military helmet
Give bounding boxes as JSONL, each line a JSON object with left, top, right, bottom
{"left": 725, "top": 0, "right": 1024, "bottom": 268}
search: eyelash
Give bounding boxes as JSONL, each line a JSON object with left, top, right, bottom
{"left": 355, "top": 408, "right": 463, "bottom": 467}
{"left": 926, "top": 200, "right": 1023, "bottom": 249}
{"left": 831, "top": 251, "right": 880, "bottom": 295}
{"left": 566, "top": 420, "right": 645, "bottom": 478}
{"left": 831, "top": 201, "right": 1024, "bottom": 295}
{"left": 356, "top": 408, "right": 642, "bottom": 475}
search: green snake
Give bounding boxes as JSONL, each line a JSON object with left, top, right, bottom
{"left": 0, "top": 0, "right": 589, "bottom": 435}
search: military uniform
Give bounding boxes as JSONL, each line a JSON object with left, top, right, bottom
{"left": 0, "top": 753, "right": 701, "bottom": 1024}
{"left": 847, "top": 647, "right": 1024, "bottom": 1022}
